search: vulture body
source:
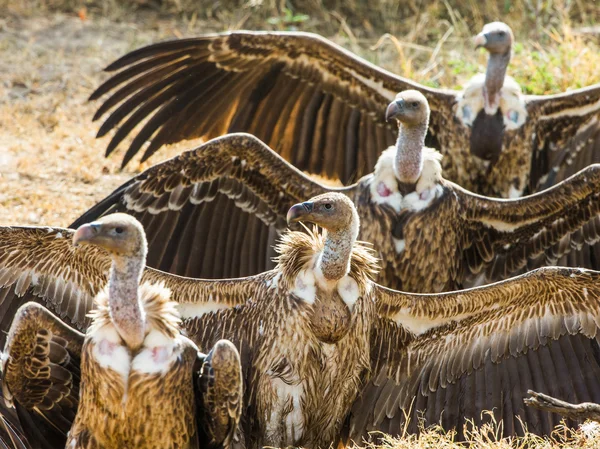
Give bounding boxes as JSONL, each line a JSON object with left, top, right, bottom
{"left": 73, "top": 92, "right": 600, "bottom": 292}
{"left": 2, "top": 197, "right": 600, "bottom": 444}
{"left": 89, "top": 23, "right": 600, "bottom": 198}
{"left": 0, "top": 215, "right": 243, "bottom": 449}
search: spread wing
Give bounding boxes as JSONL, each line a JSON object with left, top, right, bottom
{"left": 89, "top": 31, "right": 456, "bottom": 183}
{"left": 70, "top": 133, "right": 341, "bottom": 279}
{"left": 0, "top": 223, "right": 272, "bottom": 348}
{"left": 347, "top": 267, "right": 600, "bottom": 441}
{"left": 1, "top": 303, "right": 83, "bottom": 449}
{"left": 526, "top": 84, "right": 600, "bottom": 193}
{"left": 454, "top": 164, "right": 600, "bottom": 282}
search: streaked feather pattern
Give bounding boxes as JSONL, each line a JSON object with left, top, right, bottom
{"left": 2, "top": 218, "right": 600, "bottom": 444}
{"left": 71, "top": 133, "right": 600, "bottom": 293}
{"left": 88, "top": 31, "right": 600, "bottom": 199}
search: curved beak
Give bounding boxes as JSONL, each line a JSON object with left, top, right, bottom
{"left": 473, "top": 32, "right": 487, "bottom": 49}
{"left": 73, "top": 223, "right": 101, "bottom": 246}
{"left": 385, "top": 99, "right": 404, "bottom": 122}
{"left": 286, "top": 202, "right": 314, "bottom": 225}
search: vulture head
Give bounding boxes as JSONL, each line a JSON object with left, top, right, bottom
{"left": 287, "top": 193, "right": 359, "bottom": 237}
{"left": 473, "top": 21, "right": 513, "bottom": 55}
{"left": 385, "top": 90, "right": 430, "bottom": 128}
{"left": 73, "top": 212, "right": 147, "bottom": 260}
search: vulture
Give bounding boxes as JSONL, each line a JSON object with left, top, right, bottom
{"left": 72, "top": 91, "right": 600, "bottom": 292}
{"left": 89, "top": 22, "right": 600, "bottom": 198}
{"left": 0, "top": 214, "right": 243, "bottom": 449}
{"left": 2, "top": 195, "right": 600, "bottom": 444}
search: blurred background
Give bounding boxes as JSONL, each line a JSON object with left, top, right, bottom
{"left": 1, "top": 0, "right": 599, "bottom": 226}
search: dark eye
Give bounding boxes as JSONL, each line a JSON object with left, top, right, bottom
{"left": 498, "top": 31, "right": 505, "bottom": 37}
{"left": 324, "top": 203, "right": 332, "bottom": 210}
{"left": 115, "top": 227, "right": 124, "bottom": 234}
{"left": 412, "top": 101, "right": 418, "bottom": 107}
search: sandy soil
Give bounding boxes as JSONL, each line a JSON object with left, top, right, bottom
{"left": 0, "top": 12, "right": 211, "bottom": 226}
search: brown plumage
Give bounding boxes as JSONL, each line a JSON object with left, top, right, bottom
{"left": 89, "top": 23, "right": 600, "bottom": 199}
{"left": 0, "top": 215, "right": 243, "bottom": 449}
{"left": 72, "top": 90, "right": 600, "bottom": 292}
{"left": 2, "top": 197, "right": 600, "bottom": 444}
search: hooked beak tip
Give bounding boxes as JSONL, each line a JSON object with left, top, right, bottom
{"left": 72, "top": 223, "right": 100, "bottom": 246}
{"left": 385, "top": 101, "right": 402, "bottom": 122}
{"left": 286, "top": 202, "right": 313, "bottom": 225}
{"left": 473, "top": 33, "right": 487, "bottom": 49}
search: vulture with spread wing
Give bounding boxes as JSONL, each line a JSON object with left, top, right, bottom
{"left": 73, "top": 91, "right": 600, "bottom": 292}
{"left": 2, "top": 196, "right": 600, "bottom": 445}
{"left": 1, "top": 214, "right": 243, "bottom": 449}
{"left": 89, "top": 22, "right": 600, "bottom": 198}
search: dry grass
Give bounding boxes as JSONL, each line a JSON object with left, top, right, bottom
{"left": 354, "top": 418, "right": 600, "bottom": 448}
{"left": 1, "top": 2, "right": 600, "bottom": 447}
{"left": 2, "top": 1, "right": 599, "bottom": 227}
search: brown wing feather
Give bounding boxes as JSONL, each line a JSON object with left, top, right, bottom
{"left": 197, "top": 340, "right": 243, "bottom": 448}
{"left": 347, "top": 267, "right": 600, "bottom": 441}
{"left": 455, "top": 164, "right": 600, "bottom": 282}
{"left": 70, "top": 134, "right": 337, "bottom": 279}
{"left": 2, "top": 303, "right": 83, "bottom": 447}
{"left": 526, "top": 84, "right": 600, "bottom": 193}
{"left": 89, "top": 31, "right": 455, "bottom": 182}
{"left": 0, "top": 223, "right": 272, "bottom": 346}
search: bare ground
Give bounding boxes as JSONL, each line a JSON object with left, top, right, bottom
{"left": 0, "top": 12, "right": 212, "bottom": 225}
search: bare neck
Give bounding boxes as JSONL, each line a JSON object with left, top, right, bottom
{"left": 319, "top": 219, "right": 359, "bottom": 281}
{"left": 394, "top": 121, "right": 428, "bottom": 184}
{"left": 484, "top": 51, "right": 510, "bottom": 114}
{"left": 109, "top": 255, "right": 146, "bottom": 350}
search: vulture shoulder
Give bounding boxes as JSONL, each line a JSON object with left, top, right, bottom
{"left": 70, "top": 133, "right": 346, "bottom": 279}
{"left": 451, "top": 163, "right": 600, "bottom": 281}
{"left": 89, "top": 31, "right": 455, "bottom": 182}
{"left": 525, "top": 83, "right": 600, "bottom": 192}
{"left": 348, "top": 267, "right": 600, "bottom": 441}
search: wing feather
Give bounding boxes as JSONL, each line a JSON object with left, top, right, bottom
{"left": 453, "top": 164, "right": 600, "bottom": 281}
{"left": 70, "top": 134, "right": 339, "bottom": 279}
{"left": 90, "top": 31, "right": 454, "bottom": 181}
{"left": 348, "top": 267, "right": 600, "bottom": 441}
{"left": 526, "top": 85, "right": 600, "bottom": 193}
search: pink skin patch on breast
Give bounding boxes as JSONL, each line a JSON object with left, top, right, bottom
{"left": 419, "top": 189, "right": 430, "bottom": 201}
{"left": 98, "top": 339, "right": 116, "bottom": 356}
{"left": 377, "top": 182, "right": 392, "bottom": 197}
{"left": 152, "top": 346, "right": 170, "bottom": 364}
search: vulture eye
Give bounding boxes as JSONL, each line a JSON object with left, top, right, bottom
{"left": 115, "top": 227, "right": 124, "bottom": 234}
{"left": 411, "top": 101, "right": 418, "bottom": 108}
{"left": 498, "top": 31, "right": 506, "bottom": 37}
{"left": 324, "top": 203, "right": 333, "bottom": 210}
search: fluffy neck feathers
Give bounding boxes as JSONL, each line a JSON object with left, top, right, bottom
{"left": 484, "top": 51, "right": 510, "bottom": 114}
{"left": 275, "top": 227, "right": 378, "bottom": 290}
{"left": 394, "top": 121, "right": 428, "bottom": 184}
{"left": 109, "top": 254, "right": 146, "bottom": 350}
